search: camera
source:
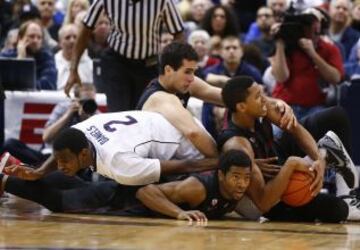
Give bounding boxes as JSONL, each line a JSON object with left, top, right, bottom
{"left": 275, "top": 13, "right": 317, "bottom": 50}
{"left": 79, "top": 99, "right": 98, "bottom": 115}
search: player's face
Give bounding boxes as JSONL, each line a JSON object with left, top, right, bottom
{"left": 54, "top": 149, "right": 83, "bottom": 176}
{"left": 221, "top": 166, "right": 251, "bottom": 201}
{"left": 172, "top": 59, "right": 197, "bottom": 93}
{"left": 243, "top": 83, "right": 267, "bottom": 117}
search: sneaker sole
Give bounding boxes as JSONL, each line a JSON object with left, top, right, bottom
{"left": 325, "top": 131, "right": 359, "bottom": 189}
{"left": 0, "top": 152, "right": 10, "bottom": 174}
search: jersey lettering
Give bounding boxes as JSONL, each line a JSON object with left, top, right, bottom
{"left": 103, "top": 115, "right": 138, "bottom": 132}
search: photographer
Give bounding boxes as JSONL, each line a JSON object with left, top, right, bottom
{"left": 42, "top": 83, "right": 98, "bottom": 145}
{"left": 271, "top": 8, "right": 344, "bottom": 120}
{"left": 0, "top": 84, "right": 98, "bottom": 167}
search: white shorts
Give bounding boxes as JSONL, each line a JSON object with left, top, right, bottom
{"left": 97, "top": 152, "right": 161, "bottom": 186}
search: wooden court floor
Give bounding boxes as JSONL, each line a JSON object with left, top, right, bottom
{"left": 1, "top": 195, "right": 360, "bottom": 250}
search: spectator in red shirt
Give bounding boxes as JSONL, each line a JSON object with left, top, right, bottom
{"left": 271, "top": 8, "right": 344, "bottom": 120}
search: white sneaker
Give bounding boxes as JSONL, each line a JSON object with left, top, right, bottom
{"left": 342, "top": 195, "right": 360, "bottom": 221}
{"left": 318, "top": 131, "right": 359, "bottom": 189}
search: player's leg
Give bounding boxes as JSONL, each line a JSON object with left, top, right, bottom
{"left": 0, "top": 173, "right": 119, "bottom": 213}
{"left": 263, "top": 193, "right": 349, "bottom": 223}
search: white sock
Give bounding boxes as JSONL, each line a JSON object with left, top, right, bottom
{"left": 336, "top": 173, "right": 351, "bottom": 196}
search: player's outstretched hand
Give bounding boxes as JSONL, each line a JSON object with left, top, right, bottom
{"left": 4, "top": 164, "right": 43, "bottom": 180}
{"left": 177, "top": 210, "right": 208, "bottom": 223}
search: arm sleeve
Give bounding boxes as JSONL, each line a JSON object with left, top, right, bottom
{"left": 83, "top": 0, "right": 104, "bottom": 29}
{"left": 162, "top": 0, "right": 184, "bottom": 35}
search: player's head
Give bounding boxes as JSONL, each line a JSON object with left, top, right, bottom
{"left": 218, "top": 149, "right": 252, "bottom": 201}
{"left": 222, "top": 76, "right": 267, "bottom": 117}
{"left": 53, "top": 128, "right": 91, "bottom": 175}
{"left": 159, "top": 42, "right": 199, "bottom": 93}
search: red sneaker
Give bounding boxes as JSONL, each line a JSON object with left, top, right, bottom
{"left": 0, "top": 152, "right": 21, "bottom": 174}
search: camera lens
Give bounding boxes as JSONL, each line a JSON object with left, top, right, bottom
{"left": 81, "top": 99, "right": 98, "bottom": 115}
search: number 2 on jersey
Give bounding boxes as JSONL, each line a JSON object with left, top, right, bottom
{"left": 103, "top": 115, "right": 138, "bottom": 132}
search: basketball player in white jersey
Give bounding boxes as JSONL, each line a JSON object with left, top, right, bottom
{"left": 4, "top": 111, "right": 218, "bottom": 185}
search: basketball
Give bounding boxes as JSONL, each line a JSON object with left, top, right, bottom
{"left": 281, "top": 171, "right": 314, "bottom": 207}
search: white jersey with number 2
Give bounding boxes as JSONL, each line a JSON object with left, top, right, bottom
{"left": 72, "top": 111, "right": 204, "bottom": 185}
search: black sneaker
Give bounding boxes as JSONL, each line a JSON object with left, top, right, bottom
{"left": 339, "top": 194, "right": 360, "bottom": 221}
{"left": 318, "top": 131, "right": 359, "bottom": 189}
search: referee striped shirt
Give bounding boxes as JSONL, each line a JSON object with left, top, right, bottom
{"left": 83, "top": 0, "right": 184, "bottom": 60}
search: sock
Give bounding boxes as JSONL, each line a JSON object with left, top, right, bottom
{"left": 336, "top": 173, "right": 351, "bottom": 196}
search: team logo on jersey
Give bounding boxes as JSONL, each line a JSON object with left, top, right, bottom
{"left": 211, "top": 199, "right": 218, "bottom": 206}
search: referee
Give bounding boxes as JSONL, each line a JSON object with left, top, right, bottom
{"left": 65, "top": 0, "right": 185, "bottom": 112}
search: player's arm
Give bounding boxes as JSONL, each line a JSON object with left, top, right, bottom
{"left": 222, "top": 136, "right": 312, "bottom": 213}
{"left": 205, "top": 73, "right": 230, "bottom": 88}
{"left": 136, "top": 177, "right": 207, "bottom": 221}
{"left": 264, "top": 95, "right": 297, "bottom": 130}
{"left": 5, "top": 155, "right": 57, "bottom": 180}
{"left": 266, "top": 101, "right": 325, "bottom": 162}
{"left": 264, "top": 104, "right": 325, "bottom": 196}
{"left": 189, "top": 76, "right": 223, "bottom": 106}
{"left": 142, "top": 92, "right": 218, "bottom": 157}
{"left": 43, "top": 101, "right": 80, "bottom": 143}
{"left": 160, "top": 158, "right": 218, "bottom": 176}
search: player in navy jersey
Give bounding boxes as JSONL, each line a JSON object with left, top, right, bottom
{"left": 136, "top": 150, "right": 252, "bottom": 221}
{"left": 218, "top": 76, "right": 360, "bottom": 222}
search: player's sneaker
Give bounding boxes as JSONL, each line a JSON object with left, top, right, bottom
{"left": 341, "top": 195, "right": 360, "bottom": 221}
{"left": 318, "top": 131, "right": 359, "bottom": 189}
{"left": 0, "top": 152, "right": 21, "bottom": 174}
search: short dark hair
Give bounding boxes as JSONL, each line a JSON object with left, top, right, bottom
{"left": 159, "top": 42, "right": 198, "bottom": 74}
{"left": 221, "top": 76, "right": 254, "bottom": 112}
{"left": 53, "top": 128, "right": 89, "bottom": 154}
{"left": 219, "top": 149, "right": 252, "bottom": 174}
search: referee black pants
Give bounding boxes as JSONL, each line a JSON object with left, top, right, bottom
{"left": 101, "top": 49, "right": 158, "bottom": 112}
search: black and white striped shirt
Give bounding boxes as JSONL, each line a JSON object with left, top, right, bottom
{"left": 83, "top": 0, "right": 184, "bottom": 60}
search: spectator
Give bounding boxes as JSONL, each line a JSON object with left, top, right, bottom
{"left": 183, "top": 0, "right": 213, "bottom": 37}
{"left": 160, "top": 28, "right": 174, "bottom": 53}
{"left": 62, "top": 0, "right": 89, "bottom": 26}
{"left": 204, "top": 36, "right": 262, "bottom": 88}
{"left": 1, "top": 29, "right": 18, "bottom": 52}
{"left": 187, "top": 29, "right": 220, "bottom": 76}
{"left": 55, "top": 24, "right": 93, "bottom": 90}
{"left": 251, "top": 6, "right": 276, "bottom": 57}
{"left": 201, "top": 4, "right": 239, "bottom": 39}
{"left": 202, "top": 36, "right": 263, "bottom": 138}
{"left": 0, "top": 84, "right": 98, "bottom": 166}
{"left": 65, "top": 0, "right": 185, "bottom": 112}
{"left": 244, "top": 0, "right": 288, "bottom": 44}
{"left": 271, "top": 8, "right": 344, "bottom": 120}
{"left": 329, "top": 0, "right": 360, "bottom": 60}
{"left": 0, "top": 20, "right": 57, "bottom": 90}
{"left": 0, "top": 0, "right": 14, "bottom": 47}
{"left": 351, "top": 0, "right": 360, "bottom": 32}
{"left": 36, "top": 0, "right": 60, "bottom": 48}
